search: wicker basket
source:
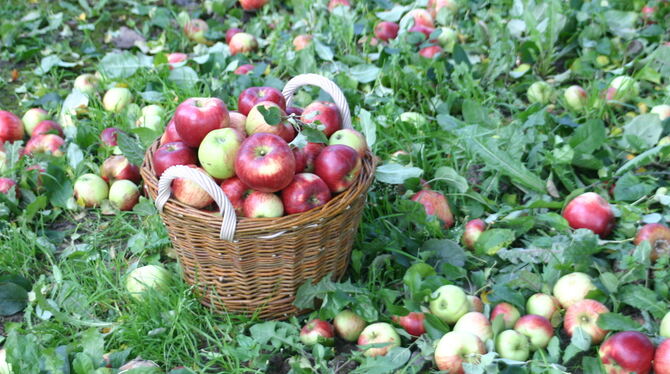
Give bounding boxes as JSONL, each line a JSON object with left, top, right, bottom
{"left": 140, "top": 74, "right": 376, "bottom": 319}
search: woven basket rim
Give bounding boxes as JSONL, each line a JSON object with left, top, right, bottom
{"left": 140, "top": 138, "right": 377, "bottom": 236}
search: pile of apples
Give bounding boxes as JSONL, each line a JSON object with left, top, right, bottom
{"left": 152, "top": 86, "right": 368, "bottom": 218}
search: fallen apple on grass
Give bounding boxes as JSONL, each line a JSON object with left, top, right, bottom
{"left": 21, "top": 108, "right": 48, "bottom": 135}
{"left": 293, "top": 34, "right": 312, "bottom": 51}
{"left": 655, "top": 339, "right": 670, "bottom": 374}
{"left": 166, "top": 52, "right": 188, "bottom": 69}
{"left": 126, "top": 265, "right": 171, "bottom": 300}
{"left": 495, "top": 329, "right": 530, "bottom": 361}
{"left": 0, "top": 110, "right": 25, "bottom": 143}
{"left": 553, "top": 272, "right": 597, "bottom": 308}
{"left": 562, "top": 192, "right": 615, "bottom": 238}
{"left": 109, "top": 180, "right": 140, "bottom": 211}
{"left": 300, "top": 319, "right": 334, "bottom": 346}
{"left": 333, "top": 309, "right": 366, "bottom": 342}
{"left": 434, "top": 331, "right": 485, "bottom": 374}
{"left": 564, "top": 299, "right": 609, "bottom": 344}
{"left": 410, "top": 190, "right": 454, "bottom": 228}
{"left": 239, "top": 0, "right": 268, "bottom": 11}
{"left": 357, "top": 322, "right": 401, "bottom": 357}
{"left": 73, "top": 73, "right": 99, "bottom": 96}
{"left": 661, "top": 311, "right": 670, "bottom": 338}
{"left": 101, "top": 155, "right": 141, "bottom": 184}
{"left": 102, "top": 87, "right": 132, "bottom": 113}
{"left": 0, "top": 178, "right": 19, "bottom": 199}
{"left": 392, "top": 311, "right": 426, "bottom": 337}
{"left": 462, "top": 219, "right": 486, "bottom": 250}
{"left": 404, "top": 9, "right": 435, "bottom": 28}
{"left": 74, "top": 173, "right": 109, "bottom": 208}
{"left": 374, "top": 21, "right": 399, "bottom": 42}
{"left": 229, "top": 32, "right": 258, "bottom": 55}
{"left": 564, "top": 85, "right": 588, "bottom": 111}
{"left": 467, "top": 295, "right": 484, "bottom": 313}
{"left": 514, "top": 314, "right": 554, "bottom": 351}
{"left": 328, "top": 0, "right": 351, "bottom": 11}
{"left": 453, "top": 312, "right": 493, "bottom": 342}
{"left": 429, "top": 284, "right": 469, "bottom": 324}
{"left": 184, "top": 19, "right": 209, "bottom": 44}
{"left": 527, "top": 81, "right": 554, "bottom": 105}
{"left": 234, "top": 64, "right": 255, "bottom": 75}
{"left": 24, "top": 134, "right": 65, "bottom": 156}
{"left": 599, "top": 331, "right": 654, "bottom": 374}
{"left": 526, "top": 293, "right": 561, "bottom": 325}
{"left": 634, "top": 223, "right": 670, "bottom": 261}
{"left": 490, "top": 302, "right": 521, "bottom": 329}
{"left": 30, "top": 120, "right": 63, "bottom": 137}
{"left": 651, "top": 104, "right": 670, "bottom": 121}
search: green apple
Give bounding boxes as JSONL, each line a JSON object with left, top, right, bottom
{"left": 608, "top": 75, "right": 639, "bottom": 102}
{"left": 552, "top": 272, "right": 596, "bottom": 308}
{"left": 357, "top": 322, "right": 401, "bottom": 357}
{"left": 328, "top": 129, "right": 367, "bottom": 157}
{"left": 661, "top": 311, "right": 670, "bottom": 338}
{"left": 527, "top": 81, "right": 554, "bottom": 105}
{"left": 141, "top": 104, "right": 165, "bottom": 118}
{"left": 495, "top": 330, "right": 530, "bottom": 361}
{"left": 651, "top": 104, "right": 670, "bottom": 122}
{"left": 73, "top": 73, "right": 100, "bottom": 96}
{"left": 437, "top": 26, "right": 457, "bottom": 52}
{"left": 136, "top": 114, "right": 164, "bottom": 132}
{"left": 0, "top": 348, "right": 11, "bottom": 374}
{"left": 22, "top": 108, "right": 49, "bottom": 135}
{"left": 429, "top": 285, "right": 469, "bottom": 324}
{"left": 109, "top": 180, "right": 140, "bottom": 211}
{"left": 564, "top": 85, "right": 588, "bottom": 112}
{"left": 125, "top": 265, "right": 171, "bottom": 300}
{"left": 333, "top": 309, "right": 367, "bottom": 342}
{"left": 73, "top": 173, "right": 109, "bottom": 208}
{"left": 198, "top": 128, "right": 245, "bottom": 179}
{"left": 103, "top": 87, "right": 132, "bottom": 113}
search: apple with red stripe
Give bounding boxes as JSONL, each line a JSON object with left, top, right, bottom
{"left": 333, "top": 310, "right": 366, "bottom": 342}
{"left": 300, "top": 319, "right": 334, "bottom": 346}
{"left": 238, "top": 86, "right": 286, "bottom": 116}
{"left": 634, "top": 223, "right": 670, "bottom": 261}
{"left": 221, "top": 177, "right": 252, "bottom": 215}
{"left": 564, "top": 299, "right": 609, "bottom": 344}
{"left": 490, "top": 302, "right": 520, "bottom": 329}
{"left": 153, "top": 141, "right": 198, "bottom": 178}
{"left": 243, "top": 191, "right": 284, "bottom": 218}
{"left": 24, "top": 134, "right": 64, "bottom": 156}
{"left": 160, "top": 119, "right": 182, "bottom": 145}
{"left": 562, "top": 192, "right": 615, "bottom": 238}
{"left": 314, "top": 145, "right": 362, "bottom": 193}
{"left": 375, "top": 21, "right": 399, "bottom": 42}
{"left": 0, "top": 178, "right": 19, "bottom": 199}
{"left": 31, "top": 120, "right": 63, "bottom": 137}
{"left": 281, "top": 173, "right": 331, "bottom": 214}
{"left": 392, "top": 312, "right": 425, "bottom": 337}
{"left": 434, "top": 331, "right": 485, "bottom": 374}
{"left": 229, "top": 32, "right": 258, "bottom": 55}
{"left": 245, "top": 102, "right": 295, "bottom": 142}
{"left": 514, "top": 315, "right": 554, "bottom": 351}
{"left": 239, "top": 0, "right": 268, "bottom": 11}
{"left": 22, "top": 108, "right": 48, "bottom": 135}
{"left": 101, "top": 155, "right": 141, "bottom": 184}
{"left": 301, "top": 101, "right": 342, "bottom": 137}
{"left": 411, "top": 190, "right": 454, "bottom": 228}
{"left": 183, "top": 19, "right": 208, "bottom": 44}
{"left": 109, "top": 180, "right": 140, "bottom": 211}
{"left": 599, "top": 331, "right": 654, "bottom": 374}
{"left": 462, "top": 219, "right": 486, "bottom": 250}
{"left": 0, "top": 110, "right": 24, "bottom": 144}
{"left": 235, "top": 133, "right": 296, "bottom": 193}
{"left": 174, "top": 97, "right": 230, "bottom": 148}
{"left": 172, "top": 165, "right": 214, "bottom": 209}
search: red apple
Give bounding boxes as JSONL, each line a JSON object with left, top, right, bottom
{"left": 184, "top": 19, "right": 209, "bottom": 44}
{"left": 392, "top": 312, "right": 426, "bottom": 337}
{"left": 333, "top": 310, "right": 366, "bottom": 342}
{"left": 24, "top": 134, "right": 64, "bottom": 156}
{"left": 0, "top": 178, "right": 19, "bottom": 199}
{"left": 654, "top": 339, "right": 670, "bottom": 374}
{"left": 419, "top": 45, "right": 443, "bottom": 58}
{"left": 234, "top": 64, "right": 255, "bottom": 75}
{"left": 490, "top": 302, "right": 521, "bottom": 329}
{"left": 153, "top": 141, "right": 198, "bottom": 178}
{"left": 31, "top": 120, "right": 63, "bottom": 137}
{"left": 228, "top": 111, "right": 247, "bottom": 136}
{"left": 302, "top": 101, "right": 342, "bottom": 137}
{"left": 101, "top": 155, "right": 141, "bottom": 184}
{"left": 514, "top": 314, "right": 554, "bottom": 350}
{"left": 453, "top": 312, "right": 493, "bottom": 342}
{"left": 599, "top": 331, "right": 654, "bottom": 374}
{"left": 21, "top": 108, "right": 48, "bottom": 135}
{"left": 328, "top": 129, "right": 366, "bottom": 157}
{"left": 0, "top": 110, "right": 24, "bottom": 143}
{"left": 286, "top": 106, "right": 304, "bottom": 116}
{"left": 226, "top": 28, "right": 243, "bottom": 44}
{"left": 174, "top": 97, "right": 230, "bottom": 147}
{"left": 167, "top": 53, "right": 188, "bottom": 69}
{"left": 101, "top": 127, "right": 124, "bottom": 147}
{"left": 234, "top": 133, "right": 295, "bottom": 193}
{"left": 410, "top": 190, "right": 454, "bottom": 228}
{"left": 300, "top": 319, "right": 334, "bottom": 346}
{"left": 303, "top": 142, "right": 325, "bottom": 172}
{"left": 293, "top": 147, "right": 307, "bottom": 173}
{"left": 109, "top": 180, "right": 140, "bottom": 211}
{"left": 160, "top": 119, "right": 183, "bottom": 145}
{"left": 564, "top": 299, "right": 609, "bottom": 344}
{"left": 328, "top": 0, "right": 350, "bottom": 11}
{"left": 405, "top": 8, "right": 434, "bottom": 28}
{"left": 293, "top": 34, "right": 312, "bottom": 51}
{"left": 239, "top": 0, "right": 269, "bottom": 11}
{"left": 229, "top": 32, "right": 258, "bottom": 55}
{"left": 243, "top": 191, "right": 284, "bottom": 218}
{"left": 434, "top": 331, "right": 485, "bottom": 374}
{"left": 238, "top": 86, "right": 286, "bottom": 116}
{"left": 409, "top": 24, "right": 436, "bottom": 40}
{"left": 172, "top": 165, "right": 214, "bottom": 209}
{"left": 245, "top": 102, "right": 296, "bottom": 142}
{"left": 374, "top": 21, "right": 399, "bottom": 42}
{"left": 314, "top": 144, "right": 362, "bottom": 193}
{"left": 281, "top": 173, "right": 331, "bottom": 214}
{"left": 358, "top": 322, "right": 401, "bottom": 357}
{"left": 220, "top": 177, "right": 252, "bottom": 215}
{"left": 634, "top": 223, "right": 670, "bottom": 261}
{"left": 562, "top": 192, "right": 615, "bottom": 238}
{"left": 462, "top": 219, "right": 486, "bottom": 250}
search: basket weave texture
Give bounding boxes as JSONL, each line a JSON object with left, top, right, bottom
{"left": 141, "top": 140, "right": 376, "bottom": 319}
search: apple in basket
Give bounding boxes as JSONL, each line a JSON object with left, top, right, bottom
{"left": 160, "top": 119, "right": 183, "bottom": 145}
{"left": 153, "top": 141, "right": 198, "bottom": 178}
{"left": 234, "top": 133, "right": 295, "bottom": 193}
{"left": 301, "top": 101, "right": 342, "bottom": 137}
{"left": 220, "top": 176, "right": 253, "bottom": 215}
{"left": 329, "top": 129, "right": 367, "bottom": 157}
{"left": 245, "top": 102, "right": 296, "bottom": 142}
{"left": 281, "top": 173, "right": 332, "bottom": 214}
{"left": 174, "top": 97, "right": 230, "bottom": 147}
{"left": 302, "top": 142, "right": 326, "bottom": 173}
{"left": 172, "top": 165, "right": 214, "bottom": 209}
{"left": 198, "top": 128, "right": 245, "bottom": 179}
{"left": 238, "top": 86, "right": 286, "bottom": 116}
{"left": 228, "top": 111, "right": 247, "bottom": 135}
{"left": 314, "top": 145, "right": 362, "bottom": 193}
{"left": 243, "top": 191, "right": 284, "bottom": 218}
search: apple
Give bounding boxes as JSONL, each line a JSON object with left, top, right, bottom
{"left": 599, "top": 331, "right": 654, "bottom": 374}
{"left": 226, "top": 28, "right": 243, "bottom": 44}
{"left": 73, "top": 73, "right": 99, "bottom": 95}
{"left": 125, "top": 264, "right": 171, "bottom": 300}
{"left": 562, "top": 192, "right": 615, "bottom": 238}
{"left": 229, "top": 32, "right": 258, "bottom": 55}
{"left": 495, "top": 330, "right": 530, "bottom": 361}
{"left": 103, "top": 87, "right": 132, "bottom": 113}
{"left": 410, "top": 190, "right": 454, "bottom": 228}
{"left": 328, "top": 0, "right": 350, "bottom": 11}
{"left": 462, "top": 219, "right": 486, "bottom": 250}
{"left": 21, "top": 108, "right": 48, "bottom": 135}
{"left": 0, "top": 348, "right": 12, "bottom": 374}
{"left": 0, "top": 110, "right": 24, "bottom": 143}
{"left": 245, "top": 101, "right": 295, "bottom": 142}
{"left": 661, "top": 311, "right": 670, "bottom": 338}
{"left": 31, "top": 120, "right": 63, "bottom": 137}
{"left": 234, "top": 64, "right": 255, "bottom": 75}
{"left": 453, "top": 312, "right": 493, "bottom": 342}
{"left": 314, "top": 145, "right": 362, "bottom": 193}
{"left": 172, "top": 165, "right": 215, "bottom": 209}
{"left": 328, "top": 129, "right": 366, "bottom": 157}
{"left": 333, "top": 309, "right": 366, "bottom": 342}
{"left": 419, "top": 45, "right": 443, "bottom": 58}
{"left": 235, "top": 133, "right": 295, "bottom": 193}
{"left": 167, "top": 52, "right": 188, "bottom": 69}
{"left": 293, "top": 147, "right": 307, "bottom": 173}
{"left": 239, "top": 0, "right": 269, "bottom": 11}
{"left": 153, "top": 141, "right": 198, "bottom": 178}
{"left": 302, "top": 142, "right": 326, "bottom": 172}
{"left": 184, "top": 19, "right": 209, "bottom": 44}
{"left": 651, "top": 104, "right": 670, "bottom": 121}
{"left": 227, "top": 111, "right": 247, "bottom": 136}
{"left": 514, "top": 315, "right": 553, "bottom": 350}
{"left": 404, "top": 9, "right": 435, "bottom": 28}
{"left": 374, "top": 21, "right": 399, "bottom": 42}
{"left": 238, "top": 86, "right": 286, "bottom": 116}
{"left": 409, "top": 24, "right": 436, "bottom": 41}
{"left": 74, "top": 173, "right": 109, "bottom": 208}
{"left": 101, "top": 155, "right": 141, "bottom": 184}
{"left": 136, "top": 105, "right": 165, "bottom": 131}
{"left": 467, "top": 295, "right": 484, "bottom": 313}
{"left": 0, "top": 178, "right": 19, "bottom": 200}
{"left": 293, "top": 34, "right": 313, "bottom": 51}
{"left": 642, "top": 5, "right": 656, "bottom": 20}
{"left": 526, "top": 293, "right": 561, "bottom": 325}
{"left": 564, "top": 299, "right": 609, "bottom": 344}
{"left": 436, "top": 26, "right": 457, "bottom": 52}
{"left": 198, "top": 128, "right": 244, "bottom": 179}
{"left": 527, "top": 81, "right": 554, "bottom": 105}
{"left": 392, "top": 312, "right": 426, "bottom": 337}
{"left": 634, "top": 223, "right": 670, "bottom": 261}
{"left": 654, "top": 339, "right": 670, "bottom": 374}
{"left": 118, "top": 358, "right": 159, "bottom": 370}
{"left": 553, "top": 272, "right": 597, "bottom": 309}
{"left": 281, "top": 173, "right": 331, "bottom": 214}
{"left": 357, "top": 322, "right": 401, "bottom": 357}
{"left": 434, "top": 331, "right": 486, "bottom": 374}
{"left": 24, "top": 134, "right": 64, "bottom": 156}
{"left": 429, "top": 284, "right": 469, "bottom": 324}
{"left": 109, "top": 180, "right": 140, "bottom": 211}
{"left": 220, "top": 177, "right": 252, "bottom": 215}
{"left": 490, "top": 302, "right": 521, "bottom": 330}
{"left": 607, "top": 76, "right": 639, "bottom": 102}
{"left": 429, "top": 0, "right": 458, "bottom": 17}
{"left": 286, "top": 106, "right": 304, "bottom": 116}
{"left": 160, "top": 119, "right": 182, "bottom": 145}
{"left": 101, "top": 127, "right": 123, "bottom": 147}
{"left": 174, "top": 97, "right": 230, "bottom": 147}
{"left": 300, "top": 319, "right": 334, "bottom": 346}
{"left": 564, "top": 85, "right": 588, "bottom": 111}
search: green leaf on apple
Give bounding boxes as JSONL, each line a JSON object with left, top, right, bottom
{"left": 474, "top": 229, "right": 515, "bottom": 256}
{"left": 256, "top": 105, "right": 282, "bottom": 126}
{"left": 301, "top": 126, "right": 328, "bottom": 144}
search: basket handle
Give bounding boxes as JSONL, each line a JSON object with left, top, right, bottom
{"left": 282, "top": 74, "right": 353, "bottom": 130}
{"left": 155, "top": 165, "right": 237, "bottom": 241}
